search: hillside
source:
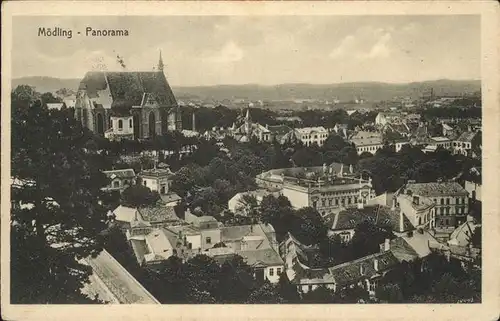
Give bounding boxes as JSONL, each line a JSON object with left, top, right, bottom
{"left": 12, "top": 76, "right": 480, "bottom": 102}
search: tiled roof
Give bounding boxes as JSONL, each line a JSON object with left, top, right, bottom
{"left": 328, "top": 251, "right": 399, "bottom": 287}
{"left": 113, "top": 205, "right": 139, "bottom": 223}
{"left": 389, "top": 237, "right": 420, "bottom": 262}
{"left": 221, "top": 224, "right": 265, "bottom": 241}
{"left": 160, "top": 192, "right": 181, "bottom": 204}
{"left": 78, "top": 71, "right": 177, "bottom": 109}
{"left": 237, "top": 248, "right": 284, "bottom": 267}
{"left": 405, "top": 182, "right": 468, "bottom": 197}
{"left": 103, "top": 169, "right": 136, "bottom": 179}
{"left": 138, "top": 206, "right": 180, "bottom": 223}
{"left": 456, "top": 131, "right": 477, "bottom": 142}
{"left": 329, "top": 205, "right": 413, "bottom": 233}
{"left": 291, "top": 261, "right": 332, "bottom": 285}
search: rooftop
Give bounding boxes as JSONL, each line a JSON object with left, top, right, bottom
{"left": 456, "top": 131, "right": 478, "bottom": 142}
{"left": 236, "top": 248, "right": 284, "bottom": 267}
{"left": 103, "top": 168, "right": 136, "bottom": 179}
{"left": 295, "top": 126, "right": 328, "bottom": 134}
{"left": 138, "top": 206, "right": 180, "bottom": 223}
{"left": 328, "top": 251, "right": 399, "bottom": 287}
{"left": 405, "top": 182, "right": 468, "bottom": 197}
{"left": 327, "top": 205, "right": 413, "bottom": 233}
{"left": 140, "top": 168, "right": 174, "bottom": 178}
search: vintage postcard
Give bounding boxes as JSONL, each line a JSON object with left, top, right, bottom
{"left": 1, "top": 1, "right": 499, "bottom": 320}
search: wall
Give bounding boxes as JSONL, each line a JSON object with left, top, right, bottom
{"left": 264, "top": 265, "right": 284, "bottom": 284}
{"left": 200, "top": 229, "right": 222, "bottom": 251}
{"left": 282, "top": 186, "right": 310, "bottom": 209}
{"left": 186, "top": 234, "right": 201, "bottom": 250}
{"left": 465, "top": 181, "right": 481, "bottom": 202}
{"left": 111, "top": 116, "right": 134, "bottom": 135}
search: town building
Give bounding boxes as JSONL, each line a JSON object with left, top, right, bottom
{"left": 74, "top": 52, "right": 182, "bottom": 139}
{"left": 325, "top": 204, "right": 414, "bottom": 243}
{"left": 230, "top": 109, "right": 272, "bottom": 143}
{"left": 105, "top": 115, "right": 134, "bottom": 141}
{"left": 395, "top": 181, "right": 469, "bottom": 241}
{"left": 112, "top": 204, "right": 183, "bottom": 230}
{"left": 293, "top": 127, "right": 329, "bottom": 147}
{"left": 139, "top": 167, "right": 174, "bottom": 195}
{"left": 102, "top": 169, "right": 136, "bottom": 193}
{"left": 375, "top": 112, "right": 401, "bottom": 126}
{"left": 454, "top": 131, "right": 481, "bottom": 158}
{"left": 349, "top": 131, "right": 384, "bottom": 155}
{"left": 280, "top": 165, "right": 375, "bottom": 217}
{"left": 462, "top": 167, "right": 481, "bottom": 202}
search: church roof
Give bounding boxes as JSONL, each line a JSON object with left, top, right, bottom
{"left": 78, "top": 71, "right": 178, "bottom": 110}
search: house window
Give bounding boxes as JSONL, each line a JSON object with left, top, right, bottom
{"left": 308, "top": 285, "right": 313, "bottom": 292}
{"left": 446, "top": 198, "right": 450, "bottom": 205}
{"left": 129, "top": 119, "right": 133, "bottom": 128}
{"left": 113, "top": 181, "right": 120, "bottom": 188}
{"left": 269, "top": 268, "right": 274, "bottom": 276}
{"left": 143, "top": 181, "right": 147, "bottom": 186}
{"left": 118, "top": 119, "right": 123, "bottom": 130}
{"left": 277, "top": 268, "right": 282, "bottom": 275}
{"left": 440, "top": 199, "right": 444, "bottom": 205}
{"left": 206, "top": 237, "right": 212, "bottom": 244}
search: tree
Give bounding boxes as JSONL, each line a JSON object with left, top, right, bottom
{"left": 216, "top": 255, "right": 255, "bottom": 303}
{"left": 375, "top": 283, "right": 404, "bottom": 303}
{"left": 294, "top": 207, "right": 328, "bottom": 246}
{"left": 301, "top": 285, "right": 335, "bottom": 303}
{"left": 11, "top": 98, "right": 109, "bottom": 303}
{"left": 121, "top": 184, "right": 160, "bottom": 208}
{"left": 235, "top": 193, "right": 260, "bottom": 219}
{"left": 246, "top": 281, "right": 284, "bottom": 304}
{"left": 184, "top": 255, "right": 222, "bottom": 303}
{"left": 277, "top": 272, "right": 301, "bottom": 303}
{"left": 351, "top": 220, "right": 394, "bottom": 258}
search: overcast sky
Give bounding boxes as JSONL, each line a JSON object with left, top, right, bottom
{"left": 12, "top": 15, "right": 480, "bottom": 86}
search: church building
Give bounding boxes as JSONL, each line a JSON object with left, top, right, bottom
{"left": 74, "top": 52, "right": 182, "bottom": 140}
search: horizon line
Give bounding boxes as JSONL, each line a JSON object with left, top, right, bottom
{"left": 12, "top": 75, "right": 481, "bottom": 88}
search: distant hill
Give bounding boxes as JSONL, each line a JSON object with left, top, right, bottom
{"left": 12, "top": 76, "right": 480, "bottom": 102}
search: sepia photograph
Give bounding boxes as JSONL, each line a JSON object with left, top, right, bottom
{"left": 1, "top": 1, "right": 499, "bottom": 320}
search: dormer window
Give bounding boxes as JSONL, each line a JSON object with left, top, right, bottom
{"left": 118, "top": 119, "right": 123, "bottom": 130}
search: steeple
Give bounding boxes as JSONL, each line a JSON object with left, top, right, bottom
{"left": 158, "top": 50, "right": 164, "bottom": 72}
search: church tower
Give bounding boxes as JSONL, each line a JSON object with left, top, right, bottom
{"left": 158, "top": 50, "right": 164, "bottom": 72}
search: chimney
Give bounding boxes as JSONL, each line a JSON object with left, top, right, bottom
{"left": 373, "top": 259, "right": 379, "bottom": 271}
{"left": 391, "top": 197, "right": 397, "bottom": 211}
{"left": 339, "top": 164, "right": 344, "bottom": 177}
{"left": 384, "top": 238, "right": 390, "bottom": 252}
{"left": 360, "top": 264, "right": 365, "bottom": 275}
{"left": 349, "top": 164, "right": 353, "bottom": 174}
{"left": 192, "top": 112, "right": 196, "bottom": 132}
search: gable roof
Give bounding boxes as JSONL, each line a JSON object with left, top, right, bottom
{"left": 328, "top": 251, "right": 399, "bottom": 287}
{"left": 328, "top": 205, "right": 413, "bottom": 233}
{"left": 138, "top": 206, "right": 180, "bottom": 223}
{"left": 267, "top": 125, "right": 292, "bottom": 136}
{"left": 78, "top": 71, "right": 178, "bottom": 110}
{"left": 237, "top": 248, "right": 284, "bottom": 267}
{"left": 103, "top": 169, "right": 136, "bottom": 180}
{"left": 405, "top": 182, "right": 468, "bottom": 197}
{"left": 456, "top": 131, "right": 478, "bottom": 142}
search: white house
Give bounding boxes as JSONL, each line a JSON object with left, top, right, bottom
{"left": 102, "top": 169, "right": 136, "bottom": 193}
{"left": 139, "top": 167, "right": 174, "bottom": 195}
{"left": 105, "top": 115, "right": 134, "bottom": 141}
{"left": 294, "top": 127, "right": 329, "bottom": 147}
